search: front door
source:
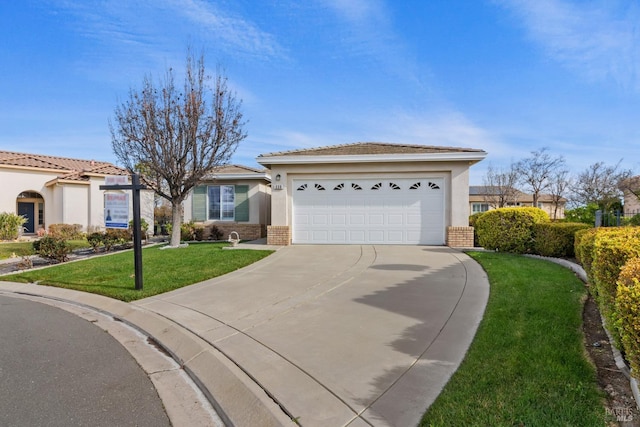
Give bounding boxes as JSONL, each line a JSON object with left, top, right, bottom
{"left": 17, "top": 202, "right": 35, "bottom": 233}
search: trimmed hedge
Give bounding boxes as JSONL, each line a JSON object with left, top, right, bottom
{"left": 616, "top": 257, "right": 640, "bottom": 378}
{"left": 475, "top": 207, "right": 549, "bottom": 254}
{"left": 532, "top": 222, "right": 591, "bottom": 258}
{"left": 580, "top": 227, "right": 640, "bottom": 347}
{"left": 33, "top": 236, "right": 71, "bottom": 263}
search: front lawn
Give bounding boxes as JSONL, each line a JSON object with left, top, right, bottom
{"left": 421, "top": 251, "right": 606, "bottom": 426}
{"left": 2, "top": 242, "right": 272, "bottom": 301}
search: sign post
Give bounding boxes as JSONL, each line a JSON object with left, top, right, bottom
{"left": 100, "top": 174, "right": 147, "bottom": 291}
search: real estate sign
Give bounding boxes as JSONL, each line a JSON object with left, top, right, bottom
{"left": 105, "top": 193, "right": 129, "bottom": 229}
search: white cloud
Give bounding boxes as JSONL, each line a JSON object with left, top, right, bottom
{"left": 496, "top": 0, "right": 640, "bottom": 90}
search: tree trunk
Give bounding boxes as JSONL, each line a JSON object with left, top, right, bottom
{"left": 170, "top": 202, "right": 182, "bottom": 247}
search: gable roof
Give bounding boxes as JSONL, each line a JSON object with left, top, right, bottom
{"left": 469, "top": 186, "right": 567, "bottom": 203}
{"left": 0, "top": 150, "right": 127, "bottom": 184}
{"left": 257, "top": 142, "right": 487, "bottom": 167}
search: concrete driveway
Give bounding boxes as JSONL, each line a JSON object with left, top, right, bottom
{"left": 134, "top": 245, "right": 489, "bottom": 427}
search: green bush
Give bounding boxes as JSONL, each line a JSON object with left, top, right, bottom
{"left": 87, "top": 232, "right": 104, "bottom": 252}
{"left": 532, "top": 222, "right": 591, "bottom": 258}
{"left": 0, "top": 212, "right": 27, "bottom": 240}
{"left": 181, "top": 221, "right": 197, "bottom": 241}
{"left": 469, "top": 212, "right": 485, "bottom": 247}
{"left": 48, "top": 223, "right": 84, "bottom": 240}
{"left": 615, "top": 257, "right": 640, "bottom": 379}
{"left": 103, "top": 229, "right": 131, "bottom": 251}
{"left": 574, "top": 228, "right": 598, "bottom": 281}
{"left": 475, "top": 207, "right": 549, "bottom": 253}
{"left": 590, "top": 227, "right": 640, "bottom": 347}
{"left": 33, "top": 236, "right": 71, "bottom": 263}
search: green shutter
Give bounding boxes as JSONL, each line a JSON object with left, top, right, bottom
{"left": 235, "top": 185, "right": 249, "bottom": 222}
{"left": 192, "top": 185, "right": 207, "bottom": 221}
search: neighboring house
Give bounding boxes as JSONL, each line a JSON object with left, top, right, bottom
{"left": 469, "top": 186, "right": 566, "bottom": 219}
{"left": 0, "top": 150, "right": 154, "bottom": 235}
{"left": 620, "top": 176, "right": 640, "bottom": 217}
{"left": 257, "top": 142, "right": 487, "bottom": 247}
{"left": 183, "top": 164, "right": 271, "bottom": 241}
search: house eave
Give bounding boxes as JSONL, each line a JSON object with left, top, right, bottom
{"left": 257, "top": 152, "right": 487, "bottom": 167}
{"left": 203, "top": 173, "right": 271, "bottom": 182}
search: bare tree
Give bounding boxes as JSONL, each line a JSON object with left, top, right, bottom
{"left": 548, "top": 168, "right": 571, "bottom": 220}
{"left": 482, "top": 162, "right": 520, "bottom": 208}
{"left": 515, "top": 148, "right": 565, "bottom": 207}
{"left": 110, "top": 50, "right": 247, "bottom": 247}
{"left": 572, "top": 161, "right": 633, "bottom": 211}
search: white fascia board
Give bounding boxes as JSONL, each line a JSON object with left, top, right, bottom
{"left": 257, "top": 152, "right": 487, "bottom": 166}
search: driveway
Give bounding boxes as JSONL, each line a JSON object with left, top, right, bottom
{"left": 134, "top": 245, "right": 489, "bottom": 427}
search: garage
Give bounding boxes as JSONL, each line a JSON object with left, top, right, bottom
{"left": 257, "top": 142, "right": 487, "bottom": 247}
{"left": 292, "top": 177, "right": 444, "bottom": 245}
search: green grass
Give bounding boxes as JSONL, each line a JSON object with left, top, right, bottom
{"left": 2, "top": 242, "right": 272, "bottom": 301}
{"left": 0, "top": 239, "right": 90, "bottom": 259}
{"left": 421, "top": 251, "right": 606, "bottom": 427}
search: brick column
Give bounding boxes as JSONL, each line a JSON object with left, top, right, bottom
{"left": 447, "top": 226, "right": 474, "bottom": 248}
{"left": 267, "top": 225, "right": 291, "bottom": 246}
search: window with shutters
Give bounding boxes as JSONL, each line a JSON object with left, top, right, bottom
{"left": 192, "top": 185, "right": 250, "bottom": 222}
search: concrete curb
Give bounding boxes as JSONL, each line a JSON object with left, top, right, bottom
{"left": 0, "top": 281, "right": 293, "bottom": 427}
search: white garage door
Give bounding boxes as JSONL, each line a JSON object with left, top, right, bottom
{"left": 292, "top": 178, "right": 445, "bottom": 245}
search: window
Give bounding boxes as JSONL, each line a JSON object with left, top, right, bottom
{"left": 208, "top": 185, "right": 235, "bottom": 220}
{"left": 472, "top": 203, "right": 489, "bottom": 213}
{"left": 192, "top": 184, "right": 249, "bottom": 222}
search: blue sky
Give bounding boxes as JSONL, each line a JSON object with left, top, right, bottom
{"left": 1, "top": 0, "right": 640, "bottom": 185}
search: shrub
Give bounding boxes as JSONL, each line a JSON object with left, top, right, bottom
{"left": 181, "top": 221, "right": 197, "bottom": 241}
{"left": 627, "top": 214, "right": 640, "bottom": 227}
{"left": 33, "top": 236, "right": 71, "bottom": 263}
{"left": 0, "top": 212, "right": 27, "bottom": 240}
{"left": 616, "top": 257, "right": 640, "bottom": 379}
{"left": 574, "top": 228, "right": 598, "bottom": 279}
{"left": 87, "top": 232, "right": 104, "bottom": 252}
{"left": 475, "top": 207, "right": 549, "bottom": 253}
{"left": 591, "top": 227, "right": 640, "bottom": 346}
{"left": 469, "top": 212, "right": 485, "bottom": 247}
{"left": 128, "top": 218, "right": 150, "bottom": 239}
{"left": 103, "top": 229, "right": 131, "bottom": 251}
{"left": 48, "top": 223, "right": 84, "bottom": 240}
{"left": 194, "top": 225, "right": 205, "bottom": 241}
{"left": 208, "top": 224, "right": 223, "bottom": 241}
{"left": 532, "top": 222, "right": 591, "bottom": 258}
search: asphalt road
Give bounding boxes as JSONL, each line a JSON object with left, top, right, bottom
{"left": 0, "top": 294, "right": 171, "bottom": 427}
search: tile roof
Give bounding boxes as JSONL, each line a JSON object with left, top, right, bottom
{"left": 209, "top": 164, "right": 268, "bottom": 175}
{"left": 0, "top": 150, "right": 127, "bottom": 182}
{"left": 258, "top": 142, "right": 486, "bottom": 157}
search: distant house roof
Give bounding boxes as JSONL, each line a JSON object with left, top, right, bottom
{"left": 469, "top": 185, "right": 566, "bottom": 203}
{"left": 0, "top": 150, "right": 128, "bottom": 185}
{"left": 202, "top": 164, "right": 271, "bottom": 181}
{"left": 257, "top": 142, "right": 487, "bottom": 167}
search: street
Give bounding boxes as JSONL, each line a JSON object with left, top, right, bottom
{"left": 0, "top": 294, "right": 171, "bottom": 427}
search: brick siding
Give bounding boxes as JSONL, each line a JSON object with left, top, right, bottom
{"left": 267, "top": 225, "right": 291, "bottom": 246}
{"left": 446, "top": 226, "right": 474, "bottom": 248}
{"left": 204, "top": 223, "right": 266, "bottom": 241}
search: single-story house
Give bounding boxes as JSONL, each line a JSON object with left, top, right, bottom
{"left": 469, "top": 185, "right": 566, "bottom": 219}
{"left": 183, "top": 164, "right": 271, "bottom": 240}
{"left": 257, "top": 142, "right": 487, "bottom": 247}
{"left": 0, "top": 150, "right": 154, "bottom": 235}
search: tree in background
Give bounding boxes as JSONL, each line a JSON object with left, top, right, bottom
{"left": 515, "top": 148, "right": 566, "bottom": 208}
{"left": 570, "top": 161, "right": 632, "bottom": 211}
{"left": 548, "top": 167, "right": 571, "bottom": 220}
{"left": 482, "top": 162, "right": 520, "bottom": 208}
{"left": 110, "top": 50, "right": 247, "bottom": 247}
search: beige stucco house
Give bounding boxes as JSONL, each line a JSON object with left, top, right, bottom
{"left": 257, "top": 142, "right": 487, "bottom": 247}
{"left": 0, "top": 150, "right": 154, "bottom": 235}
{"left": 469, "top": 186, "right": 566, "bottom": 220}
{"left": 183, "top": 164, "right": 271, "bottom": 240}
